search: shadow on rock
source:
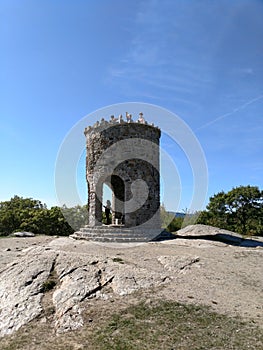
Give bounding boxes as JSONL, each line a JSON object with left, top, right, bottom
{"left": 174, "top": 233, "right": 263, "bottom": 248}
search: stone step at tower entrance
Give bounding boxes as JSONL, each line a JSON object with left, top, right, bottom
{"left": 72, "top": 112, "right": 162, "bottom": 242}
{"left": 71, "top": 227, "right": 163, "bottom": 242}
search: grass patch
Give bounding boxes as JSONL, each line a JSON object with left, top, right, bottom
{"left": 40, "top": 279, "right": 57, "bottom": 292}
{"left": 112, "top": 257, "right": 125, "bottom": 264}
{"left": 40, "top": 267, "right": 58, "bottom": 293}
{"left": 93, "top": 301, "right": 263, "bottom": 350}
{"left": 1, "top": 300, "right": 262, "bottom": 350}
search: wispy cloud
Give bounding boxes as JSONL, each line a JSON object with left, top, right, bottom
{"left": 196, "top": 93, "right": 263, "bottom": 131}
{"left": 107, "top": 0, "right": 214, "bottom": 105}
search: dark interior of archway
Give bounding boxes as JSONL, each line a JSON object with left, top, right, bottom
{"left": 110, "top": 175, "right": 125, "bottom": 201}
{"left": 107, "top": 175, "right": 125, "bottom": 222}
{"left": 113, "top": 159, "right": 160, "bottom": 226}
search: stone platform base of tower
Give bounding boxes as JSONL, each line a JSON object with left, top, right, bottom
{"left": 70, "top": 225, "right": 165, "bottom": 243}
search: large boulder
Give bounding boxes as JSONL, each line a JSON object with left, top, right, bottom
{"left": 176, "top": 224, "right": 243, "bottom": 244}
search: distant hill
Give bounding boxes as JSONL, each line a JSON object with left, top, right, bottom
{"left": 167, "top": 211, "right": 186, "bottom": 218}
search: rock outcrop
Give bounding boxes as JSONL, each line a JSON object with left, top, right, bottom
{"left": 0, "top": 242, "right": 195, "bottom": 336}
{"left": 176, "top": 224, "right": 263, "bottom": 247}
{"left": 1, "top": 226, "right": 262, "bottom": 337}
{"left": 0, "top": 247, "right": 57, "bottom": 336}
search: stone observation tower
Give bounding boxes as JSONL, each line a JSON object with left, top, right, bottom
{"left": 72, "top": 112, "right": 162, "bottom": 242}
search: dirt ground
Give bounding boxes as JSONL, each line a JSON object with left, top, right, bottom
{"left": 1, "top": 233, "right": 262, "bottom": 331}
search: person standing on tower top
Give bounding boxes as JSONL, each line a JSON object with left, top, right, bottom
{"left": 138, "top": 112, "right": 146, "bottom": 124}
{"left": 126, "top": 112, "right": 133, "bottom": 123}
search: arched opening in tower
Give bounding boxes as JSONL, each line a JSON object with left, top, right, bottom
{"left": 102, "top": 183, "right": 113, "bottom": 225}
{"left": 110, "top": 175, "right": 125, "bottom": 225}
{"left": 100, "top": 175, "right": 125, "bottom": 225}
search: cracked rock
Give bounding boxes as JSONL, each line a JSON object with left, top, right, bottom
{"left": 157, "top": 255, "right": 200, "bottom": 272}
{"left": 103, "top": 262, "right": 169, "bottom": 296}
{"left": 0, "top": 247, "right": 57, "bottom": 337}
{"left": 53, "top": 265, "right": 102, "bottom": 333}
{"left": 0, "top": 246, "right": 191, "bottom": 336}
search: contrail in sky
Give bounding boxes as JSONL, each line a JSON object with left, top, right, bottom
{"left": 196, "top": 93, "right": 263, "bottom": 131}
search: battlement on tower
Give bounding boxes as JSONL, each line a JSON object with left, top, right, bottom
{"left": 84, "top": 112, "right": 160, "bottom": 136}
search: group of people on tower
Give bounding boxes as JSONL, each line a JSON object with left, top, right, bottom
{"left": 109, "top": 112, "right": 146, "bottom": 124}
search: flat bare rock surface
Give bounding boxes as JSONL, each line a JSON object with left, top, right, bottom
{"left": 176, "top": 224, "right": 263, "bottom": 246}
{"left": 0, "top": 226, "right": 263, "bottom": 338}
{"left": 176, "top": 224, "right": 242, "bottom": 237}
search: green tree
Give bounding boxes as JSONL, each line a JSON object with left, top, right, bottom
{"left": 61, "top": 204, "right": 89, "bottom": 231}
{"left": 160, "top": 204, "right": 175, "bottom": 229}
{"left": 44, "top": 206, "right": 74, "bottom": 236}
{"left": 0, "top": 196, "right": 75, "bottom": 236}
{"left": 0, "top": 196, "right": 46, "bottom": 235}
{"left": 167, "top": 216, "right": 183, "bottom": 232}
{"left": 160, "top": 204, "right": 183, "bottom": 232}
{"left": 197, "top": 185, "right": 263, "bottom": 236}
{"left": 226, "top": 185, "right": 262, "bottom": 235}
{"left": 181, "top": 211, "right": 202, "bottom": 228}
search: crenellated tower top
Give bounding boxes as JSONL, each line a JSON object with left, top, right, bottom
{"left": 84, "top": 112, "right": 160, "bottom": 136}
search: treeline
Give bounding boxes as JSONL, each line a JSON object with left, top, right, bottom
{"left": 160, "top": 206, "right": 184, "bottom": 232}
{"left": 1, "top": 185, "right": 262, "bottom": 237}
{"left": 0, "top": 195, "right": 88, "bottom": 236}
{"left": 197, "top": 185, "right": 263, "bottom": 236}
{"left": 163, "top": 185, "right": 263, "bottom": 236}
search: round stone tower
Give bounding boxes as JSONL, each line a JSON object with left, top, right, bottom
{"left": 73, "top": 113, "right": 162, "bottom": 242}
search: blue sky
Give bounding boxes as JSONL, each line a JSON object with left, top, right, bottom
{"left": 1, "top": 0, "right": 262, "bottom": 212}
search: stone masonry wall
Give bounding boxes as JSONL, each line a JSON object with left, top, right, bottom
{"left": 84, "top": 117, "right": 161, "bottom": 229}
